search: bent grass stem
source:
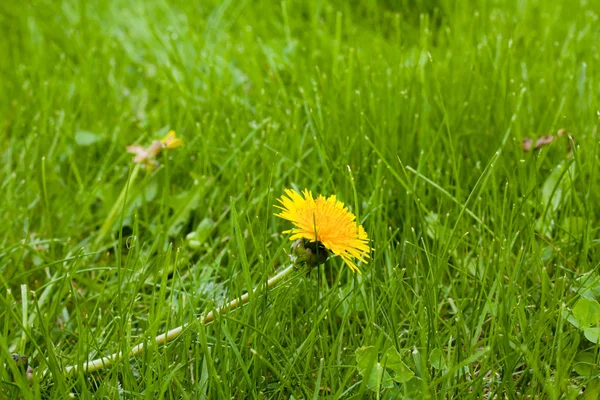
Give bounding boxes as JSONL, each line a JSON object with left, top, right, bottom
{"left": 64, "top": 264, "right": 297, "bottom": 375}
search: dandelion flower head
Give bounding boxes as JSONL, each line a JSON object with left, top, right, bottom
{"left": 161, "top": 130, "right": 183, "bottom": 149}
{"left": 275, "top": 188, "right": 370, "bottom": 273}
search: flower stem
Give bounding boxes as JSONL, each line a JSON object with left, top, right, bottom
{"left": 93, "top": 164, "right": 141, "bottom": 249}
{"left": 64, "top": 264, "right": 297, "bottom": 375}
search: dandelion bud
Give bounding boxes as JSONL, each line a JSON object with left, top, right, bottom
{"left": 290, "top": 239, "right": 329, "bottom": 268}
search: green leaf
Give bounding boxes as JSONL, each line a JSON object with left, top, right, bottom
{"left": 564, "top": 308, "right": 582, "bottom": 329}
{"left": 186, "top": 218, "right": 215, "bottom": 249}
{"left": 143, "top": 180, "right": 158, "bottom": 202}
{"left": 536, "top": 160, "right": 575, "bottom": 235}
{"left": 196, "top": 218, "right": 216, "bottom": 243}
{"left": 429, "top": 348, "right": 446, "bottom": 370}
{"left": 576, "top": 272, "right": 600, "bottom": 300}
{"left": 583, "top": 327, "right": 600, "bottom": 344}
{"left": 383, "top": 347, "right": 414, "bottom": 383}
{"left": 355, "top": 346, "right": 394, "bottom": 390}
{"left": 75, "top": 130, "right": 102, "bottom": 146}
{"left": 574, "top": 352, "right": 599, "bottom": 376}
{"left": 540, "top": 160, "right": 573, "bottom": 212}
{"left": 167, "top": 187, "right": 203, "bottom": 236}
{"left": 572, "top": 298, "right": 600, "bottom": 327}
{"left": 584, "top": 376, "right": 600, "bottom": 400}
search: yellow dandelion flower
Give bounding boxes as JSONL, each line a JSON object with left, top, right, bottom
{"left": 275, "top": 188, "right": 370, "bottom": 273}
{"left": 161, "top": 130, "right": 183, "bottom": 149}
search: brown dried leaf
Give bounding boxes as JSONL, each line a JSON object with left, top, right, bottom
{"left": 126, "top": 141, "right": 163, "bottom": 167}
{"left": 534, "top": 135, "right": 554, "bottom": 150}
{"left": 126, "top": 145, "right": 149, "bottom": 163}
{"left": 146, "top": 140, "right": 163, "bottom": 157}
{"left": 523, "top": 129, "right": 575, "bottom": 154}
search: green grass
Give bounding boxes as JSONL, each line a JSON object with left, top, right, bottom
{"left": 1, "top": 0, "right": 600, "bottom": 398}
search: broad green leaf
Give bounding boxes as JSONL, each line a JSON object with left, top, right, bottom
{"left": 130, "top": 179, "right": 158, "bottom": 209}
{"left": 187, "top": 218, "right": 216, "bottom": 249}
{"left": 143, "top": 180, "right": 158, "bottom": 202}
{"left": 168, "top": 187, "right": 203, "bottom": 236}
{"left": 381, "top": 379, "right": 424, "bottom": 399}
{"left": 355, "top": 346, "right": 394, "bottom": 390}
{"left": 563, "top": 308, "right": 582, "bottom": 329}
{"left": 576, "top": 272, "right": 600, "bottom": 300}
{"left": 584, "top": 377, "right": 600, "bottom": 400}
{"left": 382, "top": 387, "right": 404, "bottom": 400}
{"left": 572, "top": 298, "right": 600, "bottom": 327}
{"left": 540, "top": 160, "right": 573, "bottom": 212}
{"left": 574, "top": 352, "right": 598, "bottom": 376}
{"left": 429, "top": 348, "right": 446, "bottom": 370}
{"left": 195, "top": 218, "right": 216, "bottom": 243}
{"left": 583, "top": 327, "right": 600, "bottom": 344}
{"left": 536, "top": 160, "right": 575, "bottom": 235}
{"left": 75, "top": 130, "right": 102, "bottom": 146}
{"left": 383, "top": 347, "right": 414, "bottom": 383}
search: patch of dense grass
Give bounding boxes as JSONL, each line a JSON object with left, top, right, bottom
{"left": 1, "top": 0, "right": 600, "bottom": 397}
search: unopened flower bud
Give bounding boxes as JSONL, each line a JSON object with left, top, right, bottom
{"left": 290, "top": 239, "right": 329, "bottom": 268}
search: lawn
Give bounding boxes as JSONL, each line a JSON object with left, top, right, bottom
{"left": 1, "top": 0, "right": 600, "bottom": 398}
